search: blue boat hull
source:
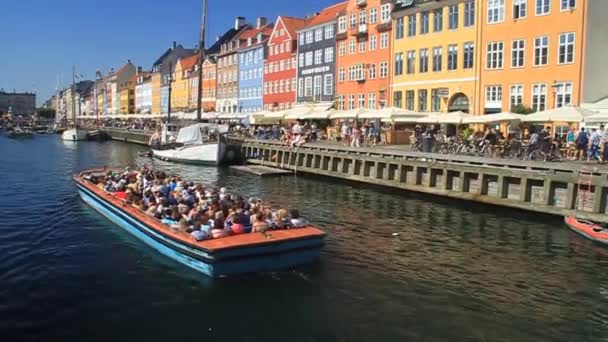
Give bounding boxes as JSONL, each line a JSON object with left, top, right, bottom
{"left": 77, "top": 184, "right": 324, "bottom": 277}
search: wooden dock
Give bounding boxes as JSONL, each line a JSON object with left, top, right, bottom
{"left": 230, "top": 164, "right": 293, "bottom": 176}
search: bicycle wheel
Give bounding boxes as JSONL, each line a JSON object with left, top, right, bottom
{"left": 528, "top": 150, "right": 545, "bottom": 161}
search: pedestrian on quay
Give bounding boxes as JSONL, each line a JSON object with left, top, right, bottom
{"left": 341, "top": 122, "right": 350, "bottom": 146}
{"left": 601, "top": 125, "right": 608, "bottom": 164}
{"left": 575, "top": 127, "right": 589, "bottom": 161}
{"left": 350, "top": 124, "right": 361, "bottom": 148}
{"left": 588, "top": 128, "right": 602, "bottom": 163}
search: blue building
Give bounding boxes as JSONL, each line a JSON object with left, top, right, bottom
{"left": 238, "top": 19, "right": 272, "bottom": 113}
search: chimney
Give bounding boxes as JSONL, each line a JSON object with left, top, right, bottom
{"left": 256, "top": 16, "right": 267, "bottom": 29}
{"left": 216, "top": 36, "right": 221, "bottom": 42}
{"left": 137, "top": 66, "right": 142, "bottom": 74}
{"left": 235, "top": 16, "right": 246, "bottom": 30}
{"left": 172, "top": 41, "right": 177, "bottom": 50}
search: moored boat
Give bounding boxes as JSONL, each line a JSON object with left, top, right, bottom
{"left": 152, "top": 123, "right": 229, "bottom": 165}
{"left": 62, "top": 128, "right": 88, "bottom": 141}
{"left": 7, "top": 127, "right": 34, "bottom": 139}
{"left": 74, "top": 168, "right": 326, "bottom": 277}
{"left": 564, "top": 216, "right": 608, "bottom": 245}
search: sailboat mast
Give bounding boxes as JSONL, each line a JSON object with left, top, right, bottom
{"left": 71, "top": 65, "right": 76, "bottom": 126}
{"left": 196, "top": 0, "right": 208, "bottom": 122}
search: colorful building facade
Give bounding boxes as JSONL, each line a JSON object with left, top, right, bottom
{"left": 238, "top": 18, "right": 273, "bottom": 113}
{"left": 476, "top": 0, "right": 588, "bottom": 114}
{"left": 217, "top": 18, "right": 250, "bottom": 113}
{"left": 296, "top": 2, "right": 346, "bottom": 106}
{"left": 335, "top": 0, "right": 393, "bottom": 110}
{"left": 201, "top": 57, "right": 217, "bottom": 112}
{"left": 392, "top": 0, "right": 480, "bottom": 114}
{"left": 263, "top": 16, "right": 306, "bottom": 111}
{"left": 135, "top": 72, "right": 152, "bottom": 114}
{"left": 172, "top": 54, "right": 198, "bottom": 112}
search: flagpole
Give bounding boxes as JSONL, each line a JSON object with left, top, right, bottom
{"left": 196, "top": 0, "right": 208, "bottom": 122}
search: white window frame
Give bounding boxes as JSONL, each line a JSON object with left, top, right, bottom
{"left": 380, "top": 32, "right": 389, "bottom": 49}
{"left": 558, "top": 32, "right": 575, "bottom": 64}
{"left": 511, "top": 39, "right": 525, "bottom": 68}
{"left": 369, "top": 35, "right": 377, "bottom": 51}
{"left": 314, "top": 50, "right": 322, "bottom": 65}
{"left": 325, "top": 47, "right": 334, "bottom": 63}
{"left": 381, "top": 4, "right": 391, "bottom": 23}
{"left": 380, "top": 61, "right": 389, "bottom": 78}
{"left": 324, "top": 74, "right": 333, "bottom": 96}
{"left": 349, "top": 39, "right": 356, "bottom": 54}
{"left": 513, "top": 0, "right": 527, "bottom": 19}
{"left": 338, "top": 17, "right": 347, "bottom": 33}
{"left": 370, "top": 8, "right": 378, "bottom": 24}
{"left": 554, "top": 81, "right": 573, "bottom": 108}
{"left": 486, "top": 85, "right": 503, "bottom": 102}
{"left": 313, "top": 76, "right": 322, "bottom": 97}
{"left": 304, "top": 77, "right": 313, "bottom": 97}
{"left": 339, "top": 68, "right": 345, "bottom": 82}
{"left": 536, "top": 0, "right": 550, "bottom": 16}
{"left": 510, "top": 84, "right": 524, "bottom": 108}
{"left": 534, "top": 36, "right": 549, "bottom": 66}
{"left": 325, "top": 25, "right": 334, "bottom": 39}
{"left": 339, "top": 42, "right": 346, "bottom": 56}
{"left": 368, "top": 93, "right": 376, "bottom": 109}
{"left": 532, "top": 83, "right": 547, "bottom": 111}
{"left": 315, "top": 28, "right": 323, "bottom": 42}
{"left": 368, "top": 63, "right": 376, "bottom": 80}
{"left": 487, "top": 0, "right": 505, "bottom": 24}
{"left": 561, "top": 0, "right": 576, "bottom": 11}
{"left": 486, "top": 41, "right": 504, "bottom": 69}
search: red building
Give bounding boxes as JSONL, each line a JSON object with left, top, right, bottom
{"left": 263, "top": 16, "right": 307, "bottom": 111}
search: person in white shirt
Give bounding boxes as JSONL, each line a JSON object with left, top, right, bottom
{"left": 340, "top": 123, "right": 350, "bottom": 146}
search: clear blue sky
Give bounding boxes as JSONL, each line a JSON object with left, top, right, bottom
{"left": 0, "top": 0, "right": 337, "bottom": 105}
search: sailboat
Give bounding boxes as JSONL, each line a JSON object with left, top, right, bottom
{"left": 62, "top": 66, "right": 88, "bottom": 141}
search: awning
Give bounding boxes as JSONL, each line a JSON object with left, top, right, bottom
{"left": 521, "top": 106, "right": 595, "bottom": 123}
{"left": 584, "top": 112, "right": 608, "bottom": 123}
{"left": 462, "top": 112, "right": 525, "bottom": 124}
{"left": 330, "top": 110, "right": 357, "bottom": 119}
{"left": 216, "top": 113, "right": 248, "bottom": 120}
{"left": 416, "top": 111, "right": 471, "bottom": 124}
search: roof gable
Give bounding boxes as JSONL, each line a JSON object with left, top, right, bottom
{"left": 270, "top": 16, "right": 307, "bottom": 44}
{"left": 300, "top": 1, "right": 347, "bottom": 30}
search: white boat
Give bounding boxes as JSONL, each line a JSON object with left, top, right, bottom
{"left": 62, "top": 128, "right": 88, "bottom": 141}
{"left": 152, "top": 123, "right": 229, "bottom": 165}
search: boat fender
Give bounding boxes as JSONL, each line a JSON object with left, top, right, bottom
{"left": 211, "top": 229, "right": 228, "bottom": 239}
{"left": 191, "top": 230, "right": 210, "bottom": 241}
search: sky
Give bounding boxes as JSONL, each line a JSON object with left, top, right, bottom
{"left": 0, "top": 0, "right": 338, "bottom": 106}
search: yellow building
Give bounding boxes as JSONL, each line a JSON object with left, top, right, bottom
{"left": 391, "top": 0, "right": 481, "bottom": 115}
{"left": 171, "top": 54, "right": 198, "bottom": 112}
{"left": 151, "top": 72, "right": 162, "bottom": 114}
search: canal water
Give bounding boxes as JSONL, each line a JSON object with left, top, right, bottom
{"left": 1, "top": 134, "right": 608, "bottom": 341}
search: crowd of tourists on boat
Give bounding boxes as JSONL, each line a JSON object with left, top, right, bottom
{"left": 84, "top": 166, "right": 308, "bottom": 241}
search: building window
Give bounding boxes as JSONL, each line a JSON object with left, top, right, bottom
{"left": 419, "top": 48, "right": 429, "bottom": 73}
{"left": 486, "top": 85, "right": 502, "bottom": 103}
{"left": 368, "top": 93, "right": 376, "bottom": 109}
{"left": 486, "top": 41, "right": 504, "bottom": 69}
{"left": 408, "top": 14, "right": 416, "bottom": 37}
{"left": 369, "top": 35, "right": 377, "bottom": 51}
{"left": 314, "top": 50, "right": 322, "bottom": 65}
{"left": 350, "top": 14, "right": 357, "bottom": 28}
{"left": 348, "top": 94, "right": 355, "bottom": 110}
{"left": 338, "top": 16, "right": 347, "bottom": 33}
{"left": 431, "top": 89, "right": 441, "bottom": 112}
{"left": 447, "top": 44, "right": 458, "bottom": 70}
{"left": 432, "top": 47, "right": 442, "bottom": 72}
{"left": 420, "top": 11, "right": 429, "bottom": 34}
{"left": 380, "top": 61, "right": 389, "bottom": 78}
{"left": 380, "top": 33, "right": 389, "bottom": 49}
{"left": 304, "top": 77, "right": 312, "bottom": 97}
{"left": 305, "top": 31, "right": 313, "bottom": 44}
{"left": 511, "top": 39, "right": 525, "bottom": 68}
{"left": 536, "top": 0, "right": 550, "bottom": 15}
{"left": 338, "top": 95, "right": 345, "bottom": 110}
{"left": 364, "top": 63, "right": 374, "bottom": 80}
{"left": 359, "top": 39, "right": 366, "bottom": 53}
{"left": 405, "top": 90, "right": 415, "bottom": 110}
{"left": 555, "top": 82, "right": 573, "bottom": 107}
{"left": 325, "top": 47, "right": 334, "bottom": 63}
{"left": 559, "top": 33, "right": 575, "bottom": 64}
{"left": 448, "top": 5, "right": 459, "bottom": 29}
{"left": 298, "top": 78, "right": 304, "bottom": 98}
{"left": 370, "top": 8, "right": 377, "bottom": 24}
{"left": 395, "top": 52, "right": 404, "bottom": 76}
{"left": 339, "top": 42, "right": 346, "bottom": 56}
{"left": 381, "top": 4, "right": 391, "bottom": 23}
{"left": 324, "top": 74, "right": 333, "bottom": 96}
{"left": 464, "top": 42, "right": 474, "bottom": 69}
{"left": 534, "top": 36, "right": 549, "bottom": 66}
{"left": 488, "top": 0, "right": 505, "bottom": 23}
{"left": 396, "top": 17, "right": 405, "bottom": 39}
{"left": 513, "top": 0, "right": 527, "bottom": 19}
{"left": 532, "top": 83, "right": 547, "bottom": 111}
{"left": 561, "top": 0, "right": 576, "bottom": 10}
{"left": 325, "top": 25, "right": 334, "bottom": 39}
{"left": 339, "top": 68, "right": 345, "bottom": 82}
{"left": 407, "top": 50, "right": 416, "bottom": 74}
{"left": 313, "top": 76, "right": 322, "bottom": 97}
{"left": 349, "top": 39, "right": 356, "bottom": 54}
{"left": 418, "top": 89, "right": 428, "bottom": 112}
{"left": 464, "top": 1, "right": 475, "bottom": 27}
{"left": 359, "top": 10, "right": 367, "bottom": 25}
{"left": 433, "top": 8, "right": 443, "bottom": 32}
{"left": 358, "top": 93, "right": 365, "bottom": 108}
{"left": 393, "top": 91, "right": 403, "bottom": 108}
{"left": 510, "top": 84, "right": 524, "bottom": 108}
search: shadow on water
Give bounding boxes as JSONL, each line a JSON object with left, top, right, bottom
{"left": 2, "top": 135, "right": 608, "bottom": 341}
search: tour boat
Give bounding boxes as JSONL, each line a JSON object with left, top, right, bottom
{"left": 152, "top": 123, "right": 229, "bottom": 165}
{"left": 8, "top": 127, "right": 34, "bottom": 139}
{"left": 62, "top": 128, "right": 88, "bottom": 141}
{"left": 564, "top": 216, "right": 608, "bottom": 245}
{"left": 74, "top": 169, "right": 326, "bottom": 277}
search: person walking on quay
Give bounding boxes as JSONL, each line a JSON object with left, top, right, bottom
{"left": 588, "top": 128, "right": 602, "bottom": 163}
{"left": 350, "top": 124, "right": 361, "bottom": 148}
{"left": 601, "top": 125, "right": 608, "bottom": 164}
{"left": 341, "top": 122, "right": 350, "bottom": 146}
{"left": 575, "top": 127, "right": 589, "bottom": 161}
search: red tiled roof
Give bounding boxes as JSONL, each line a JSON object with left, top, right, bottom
{"left": 303, "top": 1, "right": 348, "bottom": 28}
{"left": 179, "top": 54, "right": 199, "bottom": 71}
{"left": 237, "top": 24, "right": 274, "bottom": 49}
{"left": 279, "top": 16, "right": 308, "bottom": 39}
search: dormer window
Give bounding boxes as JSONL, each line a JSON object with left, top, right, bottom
{"left": 247, "top": 37, "right": 252, "bottom": 46}
{"left": 257, "top": 33, "right": 263, "bottom": 43}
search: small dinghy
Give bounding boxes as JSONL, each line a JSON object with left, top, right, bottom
{"left": 564, "top": 216, "right": 608, "bottom": 245}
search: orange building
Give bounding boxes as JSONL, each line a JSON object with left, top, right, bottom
{"left": 476, "top": 0, "right": 588, "bottom": 115}
{"left": 335, "top": 0, "right": 394, "bottom": 110}
{"left": 201, "top": 56, "right": 217, "bottom": 112}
